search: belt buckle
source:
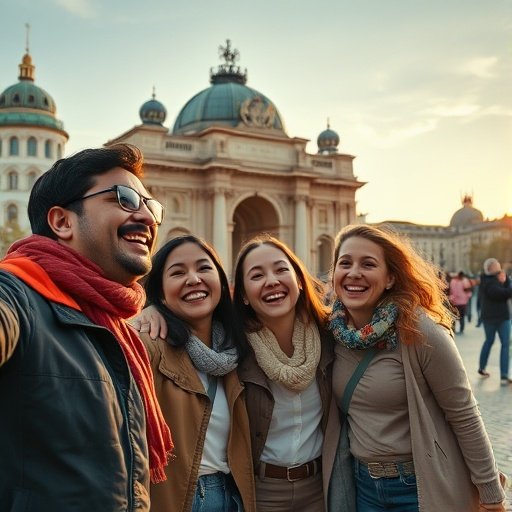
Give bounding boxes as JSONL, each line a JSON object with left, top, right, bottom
{"left": 366, "top": 462, "right": 381, "bottom": 479}
{"left": 287, "top": 463, "right": 308, "bottom": 482}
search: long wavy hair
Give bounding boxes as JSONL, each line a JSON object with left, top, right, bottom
{"left": 233, "top": 234, "right": 330, "bottom": 333}
{"left": 331, "top": 224, "right": 456, "bottom": 344}
{"left": 143, "top": 235, "right": 248, "bottom": 358}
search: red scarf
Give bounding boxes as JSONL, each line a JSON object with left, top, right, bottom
{"left": 1, "top": 235, "right": 173, "bottom": 483}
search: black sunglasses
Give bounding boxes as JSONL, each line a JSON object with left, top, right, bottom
{"left": 62, "top": 185, "right": 165, "bottom": 225}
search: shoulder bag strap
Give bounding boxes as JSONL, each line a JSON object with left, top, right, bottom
{"left": 339, "top": 347, "right": 377, "bottom": 422}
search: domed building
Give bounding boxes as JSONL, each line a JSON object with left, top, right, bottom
{"left": 107, "top": 40, "right": 364, "bottom": 276}
{"left": 139, "top": 88, "right": 167, "bottom": 126}
{"left": 317, "top": 121, "right": 340, "bottom": 155}
{"left": 449, "top": 194, "right": 484, "bottom": 227}
{"left": 372, "top": 193, "right": 512, "bottom": 275}
{"left": 0, "top": 40, "right": 68, "bottom": 233}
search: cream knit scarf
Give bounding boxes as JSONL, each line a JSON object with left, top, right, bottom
{"left": 246, "top": 317, "right": 321, "bottom": 392}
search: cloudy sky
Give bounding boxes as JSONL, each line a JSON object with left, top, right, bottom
{"left": 2, "top": 0, "right": 511, "bottom": 225}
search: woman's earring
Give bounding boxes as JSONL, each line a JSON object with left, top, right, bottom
{"left": 243, "top": 298, "right": 249, "bottom": 305}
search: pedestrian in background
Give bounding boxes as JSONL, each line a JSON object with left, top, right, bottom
{"left": 477, "top": 257, "right": 512, "bottom": 385}
{"left": 324, "top": 224, "right": 506, "bottom": 511}
{"left": 449, "top": 270, "right": 472, "bottom": 334}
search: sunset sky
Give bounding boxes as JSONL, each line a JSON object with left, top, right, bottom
{"left": 2, "top": 0, "right": 511, "bottom": 226}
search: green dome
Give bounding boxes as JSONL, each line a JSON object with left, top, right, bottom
{"left": 0, "top": 80, "right": 56, "bottom": 113}
{"left": 140, "top": 98, "right": 167, "bottom": 126}
{"left": 317, "top": 122, "right": 340, "bottom": 154}
{"left": 0, "top": 51, "right": 66, "bottom": 135}
{"left": 172, "top": 82, "right": 285, "bottom": 135}
{"left": 172, "top": 39, "right": 286, "bottom": 136}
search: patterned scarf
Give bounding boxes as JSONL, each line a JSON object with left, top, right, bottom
{"left": 246, "top": 316, "right": 321, "bottom": 392}
{"left": 329, "top": 298, "right": 399, "bottom": 350}
{"left": 186, "top": 321, "right": 239, "bottom": 376}
{"left": 2, "top": 235, "right": 174, "bottom": 483}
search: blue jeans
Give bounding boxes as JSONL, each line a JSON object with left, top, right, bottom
{"left": 354, "top": 459, "right": 419, "bottom": 511}
{"left": 192, "top": 472, "right": 243, "bottom": 512}
{"left": 479, "top": 320, "right": 511, "bottom": 378}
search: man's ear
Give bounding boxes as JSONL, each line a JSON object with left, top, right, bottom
{"left": 47, "top": 206, "right": 74, "bottom": 241}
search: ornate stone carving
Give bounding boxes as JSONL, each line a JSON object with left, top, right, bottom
{"left": 240, "top": 96, "right": 276, "bottom": 128}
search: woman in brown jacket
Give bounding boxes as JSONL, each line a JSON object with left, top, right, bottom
{"left": 136, "top": 235, "right": 256, "bottom": 512}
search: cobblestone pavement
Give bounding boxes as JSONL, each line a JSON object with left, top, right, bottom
{"left": 454, "top": 318, "right": 512, "bottom": 508}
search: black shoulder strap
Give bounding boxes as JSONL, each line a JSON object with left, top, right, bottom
{"left": 340, "top": 347, "right": 377, "bottom": 419}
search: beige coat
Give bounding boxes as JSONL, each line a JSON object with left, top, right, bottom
{"left": 142, "top": 334, "right": 256, "bottom": 512}
{"left": 323, "top": 313, "right": 505, "bottom": 511}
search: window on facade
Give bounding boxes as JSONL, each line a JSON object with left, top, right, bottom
{"left": 28, "top": 94, "right": 35, "bottom": 104}
{"left": 27, "top": 137, "right": 37, "bottom": 157}
{"left": 7, "top": 204, "right": 18, "bottom": 222}
{"left": 13, "top": 94, "right": 20, "bottom": 105}
{"left": 28, "top": 172, "right": 37, "bottom": 188}
{"left": 45, "top": 140, "right": 52, "bottom": 158}
{"left": 57, "top": 144, "right": 62, "bottom": 159}
{"left": 8, "top": 171, "right": 19, "bottom": 190}
{"left": 9, "top": 137, "right": 19, "bottom": 156}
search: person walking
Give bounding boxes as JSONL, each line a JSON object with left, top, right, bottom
{"left": 477, "top": 257, "right": 512, "bottom": 385}
{"left": 135, "top": 235, "right": 256, "bottom": 512}
{"left": 324, "top": 224, "right": 506, "bottom": 511}
{"left": 0, "top": 144, "right": 173, "bottom": 511}
{"left": 449, "top": 270, "right": 472, "bottom": 334}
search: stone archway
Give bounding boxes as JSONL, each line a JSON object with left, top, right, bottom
{"left": 231, "top": 195, "right": 280, "bottom": 275}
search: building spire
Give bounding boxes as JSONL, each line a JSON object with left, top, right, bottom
{"left": 19, "top": 23, "right": 35, "bottom": 82}
{"left": 25, "top": 22, "right": 30, "bottom": 53}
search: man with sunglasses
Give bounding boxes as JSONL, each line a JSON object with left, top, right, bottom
{"left": 0, "top": 144, "right": 173, "bottom": 511}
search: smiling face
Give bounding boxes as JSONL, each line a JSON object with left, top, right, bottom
{"left": 64, "top": 167, "right": 158, "bottom": 285}
{"left": 241, "top": 243, "right": 301, "bottom": 329}
{"left": 333, "top": 235, "right": 395, "bottom": 328}
{"left": 161, "top": 241, "right": 222, "bottom": 332}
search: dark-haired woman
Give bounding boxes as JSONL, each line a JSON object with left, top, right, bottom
{"left": 134, "top": 235, "right": 255, "bottom": 512}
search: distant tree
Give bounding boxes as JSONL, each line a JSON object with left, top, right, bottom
{"left": 0, "top": 221, "right": 26, "bottom": 258}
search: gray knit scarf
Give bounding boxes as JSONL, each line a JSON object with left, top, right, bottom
{"left": 185, "top": 321, "right": 238, "bottom": 376}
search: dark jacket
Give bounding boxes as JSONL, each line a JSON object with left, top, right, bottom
{"left": 238, "top": 327, "right": 334, "bottom": 470}
{"left": 479, "top": 273, "right": 512, "bottom": 323}
{"left": 0, "top": 271, "right": 150, "bottom": 511}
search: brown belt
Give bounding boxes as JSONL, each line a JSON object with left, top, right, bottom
{"left": 364, "top": 460, "right": 415, "bottom": 479}
{"left": 261, "top": 457, "right": 322, "bottom": 482}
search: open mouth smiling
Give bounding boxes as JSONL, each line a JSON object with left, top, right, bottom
{"left": 182, "top": 291, "right": 208, "bottom": 302}
{"left": 262, "top": 291, "right": 287, "bottom": 302}
{"left": 344, "top": 285, "right": 368, "bottom": 292}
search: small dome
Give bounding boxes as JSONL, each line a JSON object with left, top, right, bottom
{"left": 139, "top": 89, "right": 167, "bottom": 125}
{"left": 449, "top": 195, "right": 484, "bottom": 227}
{"left": 172, "top": 40, "right": 286, "bottom": 135}
{"left": 317, "top": 121, "right": 340, "bottom": 154}
{"left": 0, "top": 50, "right": 66, "bottom": 135}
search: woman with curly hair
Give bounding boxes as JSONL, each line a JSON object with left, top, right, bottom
{"left": 324, "top": 224, "right": 506, "bottom": 512}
